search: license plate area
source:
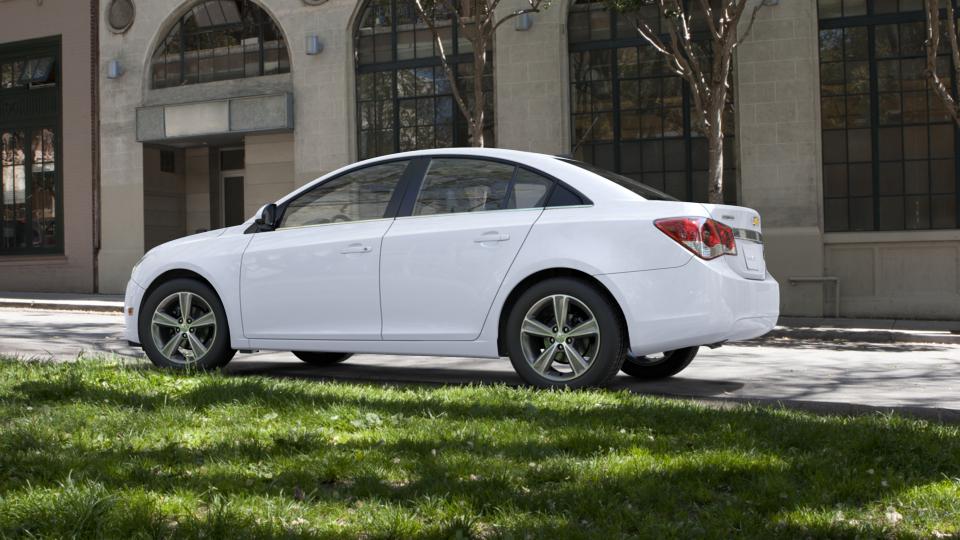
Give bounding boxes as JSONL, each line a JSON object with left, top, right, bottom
{"left": 742, "top": 242, "right": 763, "bottom": 271}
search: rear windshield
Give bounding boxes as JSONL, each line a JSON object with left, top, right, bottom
{"left": 558, "top": 158, "right": 678, "bottom": 201}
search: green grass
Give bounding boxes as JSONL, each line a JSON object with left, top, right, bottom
{"left": 0, "top": 358, "right": 958, "bottom": 539}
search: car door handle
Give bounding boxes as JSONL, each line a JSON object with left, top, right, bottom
{"left": 340, "top": 243, "right": 372, "bottom": 254}
{"left": 474, "top": 232, "right": 510, "bottom": 243}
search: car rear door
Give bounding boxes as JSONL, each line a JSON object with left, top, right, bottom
{"left": 240, "top": 160, "right": 412, "bottom": 340}
{"left": 379, "top": 157, "right": 553, "bottom": 341}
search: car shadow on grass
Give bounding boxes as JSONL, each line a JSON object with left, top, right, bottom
{"left": 3, "top": 360, "right": 959, "bottom": 537}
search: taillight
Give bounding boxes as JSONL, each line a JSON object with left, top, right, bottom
{"left": 655, "top": 217, "right": 738, "bottom": 260}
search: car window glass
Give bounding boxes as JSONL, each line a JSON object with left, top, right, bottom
{"left": 508, "top": 168, "right": 553, "bottom": 209}
{"left": 279, "top": 161, "right": 407, "bottom": 228}
{"left": 413, "top": 158, "right": 515, "bottom": 216}
{"left": 546, "top": 183, "right": 586, "bottom": 207}
{"left": 558, "top": 158, "right": 677, "bottom": 201}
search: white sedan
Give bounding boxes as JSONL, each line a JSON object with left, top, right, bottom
{"left": 124, "top": 148, "right": 779, "bottom": 388}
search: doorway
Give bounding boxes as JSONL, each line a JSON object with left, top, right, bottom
{"left": 220, "top": 148, "right": 245, "bottom": 227}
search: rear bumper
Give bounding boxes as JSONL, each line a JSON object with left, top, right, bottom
{"left": 596, "top": 258, "right": 779, "bottom": 357}
{"left": 123, "top": 279, "right": 146, "bottom": 346}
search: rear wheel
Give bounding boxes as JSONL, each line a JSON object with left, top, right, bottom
{"left": 505, "top": 277, "right": 627, "bottom": 389}
{"left": 620, "top": 347, "right": 699, "bottom": 379}
{"left": 292, "top": 352, "right": 353, "bottom": 366}
{"left": 139, "top": 278, "right": 235, "bottom": 370}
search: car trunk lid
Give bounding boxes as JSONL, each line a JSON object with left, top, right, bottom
{"left": 701, "top": 204, "right": 766, "bottom": 280}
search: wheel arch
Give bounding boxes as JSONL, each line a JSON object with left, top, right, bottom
{"left": 496, "top": 268, "right": 629, "bottom": 356}
{"left": 139, "top": 269, "right": 221, "bottom": 316}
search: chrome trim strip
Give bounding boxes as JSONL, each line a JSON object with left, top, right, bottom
{"left": 734, "top": 228, "right": 763, "bottom": 244}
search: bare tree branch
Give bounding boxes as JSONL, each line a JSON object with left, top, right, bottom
{"left": 925, "top": 0, "right": 960, "bottom": 126}
{"left": 412, "top": 0, "right": 475, "bottom": 133}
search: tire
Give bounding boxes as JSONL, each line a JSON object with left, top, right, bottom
{"left": 138, "top": 278, "right": 236, "bottom": 370}
{"left": 292, "top": 352, "right": 353, "bottom": 366}
{"left": 505, "top": 277, "right": 627, "bottom": 389}
{"left": 620, "top": 347, "right": 699, "bottom": 380}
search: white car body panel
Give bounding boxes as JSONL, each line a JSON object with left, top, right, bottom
{"left": 380, "top": 209, "right": 542, "bottom": 341}
{"left": 240, "top": 219, "right": 392, "bottom": 340}
{"left": 125, "top": 147, "right": 780, "bottom": 359}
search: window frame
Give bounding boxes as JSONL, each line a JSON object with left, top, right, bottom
{"left": 150, "top": 0, "right": 290, "bottom": 90}
{"left": 818, "top": 1, "right": 960, "bottom": 231}
{"left": 566, "top": 0, "right": 738, "bottom": 204}
{"left": 0, "top": 36, "right": 63, "bottom": 256}
{"left": 353, "top": 0, "right": 495, "bottom": 160}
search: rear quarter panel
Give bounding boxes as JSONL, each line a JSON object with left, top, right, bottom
{"left": 476, "top": 200, "right": 706, "bottom": 346}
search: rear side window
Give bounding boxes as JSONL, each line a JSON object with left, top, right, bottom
{"left": 546, "top": 184, "right": 585, "bottom": 207}
{"left": 508, "top": 168, "right": 553, "bottom": 209}
{"left": 279, "top": 161, "right": 408, "bottom": 228}
{"left": 413, "top": 158, "right": 515, "bottom": 215}
{"left": 558, "top": 158, "right": 677, "bottom": 201}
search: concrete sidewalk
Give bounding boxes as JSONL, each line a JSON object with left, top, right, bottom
{"left": 1, "top": 291, "right": 958, "bottom": 345}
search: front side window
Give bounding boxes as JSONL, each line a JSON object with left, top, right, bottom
{"left": 279, "top": 161, "right": 408, "bottom": 228}
{"left": 354, "top": 0, "right": 494, "bottom": 160}
{"left": 819, "top": 1, "right": 959, "bottom": 231}
{"left": 1, "top": 40, "right": 60, "bottom": 254}
{"left": 150, "top": 0, "right": 290, "bottom": 89}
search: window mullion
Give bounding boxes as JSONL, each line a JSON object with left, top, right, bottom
{"left": 867, "top": 24, "right": 880, "bottom": 231}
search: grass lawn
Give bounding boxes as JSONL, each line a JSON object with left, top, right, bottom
{"left": 0, "top": 358, "right": 957, "bottom": 539}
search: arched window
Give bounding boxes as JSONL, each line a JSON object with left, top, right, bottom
{"left": 567, "top": 0, "right": 736, "bottom": 203}
{"left": 354, "top": 0, "right": 493, "bottom": 160}
{"left": 151, "top": 0, "right": 289, "bottom": 89}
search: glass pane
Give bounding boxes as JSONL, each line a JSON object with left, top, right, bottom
{"left": 849, "top": 197, "right": 874, "bottom": 230}
{"left": 903, "top": 125, "right": 928, "bottom": 159}
{"left": 931, "top": 159, "right": 955, "bottom": 193}
{"left": 848, "top": 129, "right": 872, "bottom": 162}
{"left": 843, "top": 0, "right": 867, "bottom": 16}
{"left": 819, "top": 29, "right": 843, "bottom": 62}
{"left": 931, "top": 194, "right": 957, "bottom": 228}
{"left": 509, "top": 169, "right": 553, "bottom": 209}
{"left": 280, "top": 161, "right": 408, "bottom": 227}
{"left": 878, "top": 162, "right": 903, "bottom": 195}
{"left": 30, "top": 128, "right": 57, "bottom": 248}
{"left": 413, "top": 158, "right": 515, "bottom": 215}
{"left": 818, "top": 0, "right": 842, "bottom": 18}
{"left": 1, "top": 131, "right": 28, "bottom": 248}
{"left": 824, "top": 198, "right": 849, "bottom": 231}
{"left": 844, "top": 27, "right": 868, "bottom": 61}
{"left": 822, "top": 130, "right": 848, "bottom": 163}
{"left": 879, "top": 196, "right": 905, "bottom": 230}
{"left": 849, "top": 163, "right": 873, "bottom": 196}
{"left": 824, "top": 164, "right": 848, "bottom": 197}
{"left": 929, "top": 124, "right": 953, "bottom": 158}
{"left": 878, "top": 127, "right": 903, "bottom": 160}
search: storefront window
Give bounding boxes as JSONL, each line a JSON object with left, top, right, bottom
{"left": 151, "top": 0, "right": 290, "bottom": 89}
{"left": 819, "top": 0, "right": 959, "bottom": 231}
{"left": 354, "top": 0, "right": 493, "bottom": 160}
{"left": 567, "top": 0, "right": 736, "bottom": 203}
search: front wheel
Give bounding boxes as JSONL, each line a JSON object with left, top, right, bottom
{"left": 139, "top": 278, "right": 236, "bottom": 370}
{"left": 292, "top": 352, "right": 353, "bottom": 366}
{"left": 620, "top": 347, "right": 699, "bottom": 379}
{"left": 505, "top": 277, "right": 627, "bottom": 389}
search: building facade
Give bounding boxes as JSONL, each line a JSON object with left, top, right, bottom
{"left": 3, "top": 0, "right": 958, "bottom": 319}
{"left": 0, "top": 0, "right": 98, "bottom": 292}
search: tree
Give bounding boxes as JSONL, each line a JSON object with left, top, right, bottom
{"left": 924, "top": 0, "right": 960, "bottom": 126}
{"left": 607, "top": 0, "right": 765, "bottom": 203}
{"left": 411, "top": 0, "right": 548, "bottom": 147}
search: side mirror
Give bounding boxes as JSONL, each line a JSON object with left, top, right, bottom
{"left": 255, "top": 203, "right": 278, "bottom": 231}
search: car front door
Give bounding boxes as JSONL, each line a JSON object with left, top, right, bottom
{"left": 380, "top": 157, "right": 554, "bottom": 340}
{"left": 240, "top": 160, "right": 411, "bottom": 340}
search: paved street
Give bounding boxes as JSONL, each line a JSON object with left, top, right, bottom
{"left": 1, "top": 307, "right": 958, "bottom": 416}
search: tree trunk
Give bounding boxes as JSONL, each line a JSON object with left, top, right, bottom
{"left": 706, "top": 103, "right": 725, "bottom": 204}
{"left": 471, "top": 45, "right": 487, "bottom": 147}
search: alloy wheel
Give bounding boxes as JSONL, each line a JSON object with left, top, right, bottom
{"left": 149, "top": 291, "right": 217, "bottom": 365}
{"left": 519, "top": 294, "right": 601, "bottom": 382}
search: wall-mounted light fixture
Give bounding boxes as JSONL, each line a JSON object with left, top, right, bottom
{"left": 107, "top": 59, "right": 124, "bottom": 79}
{"left": 515, "top": 12, "right": 533, "bottom": 31}
{"left": 305, "top": 35, "right": 323, "bottom": 55}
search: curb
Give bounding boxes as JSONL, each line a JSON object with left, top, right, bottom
{"left": 0, "top": 300, "right": 124, "bottom": 314}
{"left": 761, "top": 327, "right": 960, "bottom": 346}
